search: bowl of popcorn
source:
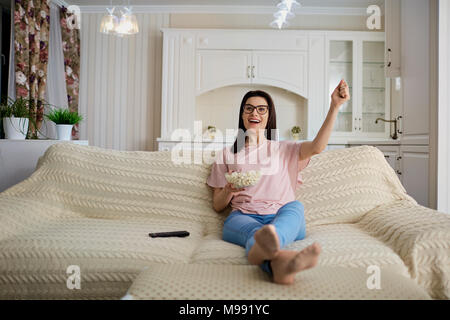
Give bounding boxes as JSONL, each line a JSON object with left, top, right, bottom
{"left": 225, "top": 170, "right": 262, "bottom": 189}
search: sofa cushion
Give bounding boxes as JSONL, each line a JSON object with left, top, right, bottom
{"left": 190, "top": 224, "right": 410, "bottom": 277}
{"left": 125, "top": 264, "right": 431, "bottom": 300}
{"left": 296, "top": 146, "right": 415, "bottom": 226}
{"left": 0, "top": 215, "right": 202, "bottom": 299}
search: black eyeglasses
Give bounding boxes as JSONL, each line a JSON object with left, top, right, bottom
{"left": 243, "top": 104, "right": 269, "bottom": 115}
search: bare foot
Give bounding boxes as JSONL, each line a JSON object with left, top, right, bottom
{"left": 271, "top": 242, "right": 322, "bottom": 285}
{"left": 247, "top": 225, "right": 280, "bottom": 265}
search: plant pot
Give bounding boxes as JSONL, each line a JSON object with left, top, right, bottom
{"left": 3, "top": 117, "right": 29, "bottom": 139}
{"left": 56, "top": 124, "right": 73, "bottom": 141}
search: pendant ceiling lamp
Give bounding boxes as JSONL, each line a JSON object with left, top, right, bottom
{"left": 270, "top": 0, "right": 300, "bottom": 29}
{"left": 100, "top": 1, "right": 139, "bottom": 36}
{"left": 100, "top": 7, "right": 119, "bottom": 35}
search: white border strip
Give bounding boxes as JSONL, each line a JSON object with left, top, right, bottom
{"left": 438, "top": 0, "right": 449, "bottom": 213}
{"left": 77, "top": 5, "right": 369, "bottom": 16}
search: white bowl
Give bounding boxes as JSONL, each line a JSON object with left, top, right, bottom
{"left": 225, "top": 170, "right": 262, "bottom": 189}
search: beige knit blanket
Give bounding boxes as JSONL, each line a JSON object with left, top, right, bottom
{"left": 0, "top": 143, "right": 448, "bottom": 299}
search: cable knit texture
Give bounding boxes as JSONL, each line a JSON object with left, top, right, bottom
{"left": 126, "top": 264, "right": 431, "bottom": 300}
{"left": 0, "top": 143, "right": 448, "bottom": 299}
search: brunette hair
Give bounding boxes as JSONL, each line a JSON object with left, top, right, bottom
{"left": 231, "top": 90, "right": 277, "bottom": 154}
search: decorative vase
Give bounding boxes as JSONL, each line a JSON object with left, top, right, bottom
{"left": 292, "top": 132, "right": 300, "bottom": 140}
{"left": 3, "top": 117, "right": 29, "bottom": 139}
{"left": 207, "top": 128, "right": 216, "bottom": 140}
{"left": 56, "top": 124, "right": 73, "bottom": 141}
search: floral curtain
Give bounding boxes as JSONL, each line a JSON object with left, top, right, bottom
{"left": 60, "top": 6, "right": 81, "bottom": 140}
{"left": 14, "top": 0, "right": 50, "bottom": 138}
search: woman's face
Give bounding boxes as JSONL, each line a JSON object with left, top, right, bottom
{"left": 241, "top": 96, "right": 269, "bottom": 134}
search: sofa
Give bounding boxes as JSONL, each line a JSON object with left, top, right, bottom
{"left": 0, "top": 142, "right": 448, "bottom": 299}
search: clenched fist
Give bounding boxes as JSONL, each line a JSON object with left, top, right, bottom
{"left": 331, "top": 79, "right": 350, "bottom": 109}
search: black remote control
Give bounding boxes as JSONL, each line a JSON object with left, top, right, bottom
{"left": 149, "top": 231, "right": 190, "bottom": 238}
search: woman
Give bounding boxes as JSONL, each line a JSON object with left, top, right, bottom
{"left": 207, "top": 80, "right": 350, "bottom": 284}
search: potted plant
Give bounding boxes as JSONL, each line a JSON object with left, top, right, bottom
{"left": 45, "top": 108, "right": 83, "bottom": 141}
{"left": 0, "top": 97, "right": 31, "bottom": 140}
{"left": 291, "top": 126, "right": 301, "bottom": 140}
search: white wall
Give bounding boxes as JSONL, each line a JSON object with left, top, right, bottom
{"left": 79, "top": 13, "right": 169, "bottom": 151}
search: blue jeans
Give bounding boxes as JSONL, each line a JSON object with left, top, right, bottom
{"left": 222, "top": 200, "right": 306, "bottom": 276}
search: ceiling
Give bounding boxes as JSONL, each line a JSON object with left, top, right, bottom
{"left": 66, "top": 0, "right": 384, "bottom": 9}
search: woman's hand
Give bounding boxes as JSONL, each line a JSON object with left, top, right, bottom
{"left": 224, "top": 169, "right": 246, "bottom": 197}
{"left": 223, "top": 182, "right": 246, "bottom": 197}
{"left": 331, "top": 79, "right": 350, "bottom": 109}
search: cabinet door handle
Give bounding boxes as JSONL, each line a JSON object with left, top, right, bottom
{"left": 384, "top": 155, "right": 390, "bottom": 158}
{"left": 396, "top": 170, "right": 402, "bottom": 175}
{"left": 251, "top": 66, "right": 255, "bottom": 78}
{"left": 387, "top": 48, "right": 392, "bottom": 67}
{"left": 396, "top": 116, "right": 403, "bottom": 134}
{"left": 247, "top": 66, "right": 251, "bottom": 78}
{"left": 396, "top": 156, "right": 402, "bottom": 160}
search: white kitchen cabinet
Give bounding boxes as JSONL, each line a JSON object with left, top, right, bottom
{"left": 374, "top": 145, "right": 402, "bottom": 180}
{"left": 397, "top": 0, "right": 430, "bottom": 146}
{"left": 399, "top": 145, "right": 429, "bottom": 207}
{"left": 160, "top": 29, "right": 385, "bottom": 144}
{"left": 252, "top": 51, "right": 307, "bottom": 97}
{"left": 326, "top": 34, "right": 390, "bottom": 140}
{"left": 385, "top": 0, "right": 401, "bottom": 77}
{"left": 196, "top": 49, "right": 307, "bottom": 97}
{"left": 196, "top": 50, "right": 252, "bottom": 94}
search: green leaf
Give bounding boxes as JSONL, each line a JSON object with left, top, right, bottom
{"left": 45, "top": 108, "right": 83, "bottom": 125}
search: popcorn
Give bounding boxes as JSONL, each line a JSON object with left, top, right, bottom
{"left": 225, "top": 170, "right": 262, "bottom": 189}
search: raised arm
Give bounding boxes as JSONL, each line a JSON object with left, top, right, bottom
{"left": 299, "top": 79, "right": 350, "bottom": 160}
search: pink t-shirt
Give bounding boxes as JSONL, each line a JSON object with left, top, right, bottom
{"left": 206, "top": 139, "right": 311, "bottom": 215}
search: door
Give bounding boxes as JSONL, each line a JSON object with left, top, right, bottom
{"left": 196, "top": 50, "right": 252, "bottom": 95}
{"left": 252, "top": 51, "right": 307, "bottom": 97}
{"left": 385, "top": 0, "right": 401, "bottom": 77}
{"left": 328, "top": 39, "right": 355, "bottom": 135}
{"left": 361, "top": 41, "right": 390, "bottom": 137}
{"left": 399, "top": 145, "right": 429, "bottom": 207}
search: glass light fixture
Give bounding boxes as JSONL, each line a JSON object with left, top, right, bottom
{"left": 99, "top": 1, "right": 139, "bottom": 36}
{"left": 100, "top": 7, "right": 118, "bottom": 34}
{"left": 277, "top": 0, "right": 300, "bottom": 12}
{"left": 116, "top": 7, "right": 139, "bottom": 36}
{"left": 270, "top": 18, "right": 290, "bottom": 29}
{"left": 273, "top": 8, "right": 294, "bottom": 21}
{"left": 270, "top": 0, "right": 300, "bottom": 29}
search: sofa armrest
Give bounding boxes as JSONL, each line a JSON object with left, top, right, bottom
{"left": 356, "top": 200, "right": 450, "bottom": 299}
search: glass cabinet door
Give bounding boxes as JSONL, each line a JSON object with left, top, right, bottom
{"left": 362, "top": 41, "right": 386, "bottom": 133}
{"left": 329, "top": 40, "right": 353, "bottom": 133}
